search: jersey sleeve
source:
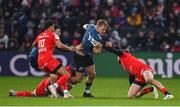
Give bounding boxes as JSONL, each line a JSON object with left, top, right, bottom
{"left": 50, "top": 32, "right": 59, "bottom": 43}
{"left": 33, "top": 37, "right": 38, "bottom": 47}
{"left": 83, "top": 24, "right": 95, "bottom": 30}
{"left": 54, "top": 33, "right": 60, "bottom": 40}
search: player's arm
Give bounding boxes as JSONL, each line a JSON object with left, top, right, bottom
{"left": 92, "top": 41, "right": 112, "bottom": 54}
{"left": 55, "top": 36, "right": 83, "bottom": 52}
{"left": 55, "top": 39, "right": 75, "bottom": 51}
{"left": 104, "top": 46, "right": 124, "bottom": 56}
{"left": 83, "top": 24, "right": 94, "bottom": 30}
{"left": 32, "top": 39, "right": 37, "bottom": 47}
{"left": 93, "top": 46, "right": 102, "bottom": 54}
{"left": 92, "top": 39, "right": 103, "bottom": 54}
{"left": 83, "top": 24, "right": 88, "bottom": 30}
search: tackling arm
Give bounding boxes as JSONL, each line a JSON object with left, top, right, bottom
{"left": 104, "top": 47, "right": 124, "bottom": 56}
{"left": 55, "top": 40, "right": 83, "bottom": 52}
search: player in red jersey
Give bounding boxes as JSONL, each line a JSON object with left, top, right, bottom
{"left": 9, "top": 66, "right": 77, "bottom": 97}
{"left": 33, "top": 20, "right": 82, "bottom": 98}
{"left": 104, "top": 46, "right": 174, "bottom": 100}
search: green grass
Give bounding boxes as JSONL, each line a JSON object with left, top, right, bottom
{"left": 0, "top": 76, "right": 179, "bottom": 106}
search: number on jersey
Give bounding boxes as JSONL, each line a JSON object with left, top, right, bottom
{"left": 39, "top": 39, "right": 45, "bottom": 47}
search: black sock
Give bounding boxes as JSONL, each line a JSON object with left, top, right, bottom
{"left": 165, "top": 91, "right": 171, "bottom": 95}
{"left": 85, "top": 82, "right": 92, "bottom": 92}
{"left": 149, "top": 87, "right": 154, "bottom": 92}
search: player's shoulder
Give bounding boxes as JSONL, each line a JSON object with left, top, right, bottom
{"left": 86, "top": 24, "right": 95, "bottom": 30}
{"left": 45, "top": 30, "right": 54, "bottom": 35}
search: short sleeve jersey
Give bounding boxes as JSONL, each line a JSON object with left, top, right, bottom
{"left": 35, "top": 30, "right": 59, "bottom": 56}
{"left": 118, "top": 52, "right": 152, "bottom": 76}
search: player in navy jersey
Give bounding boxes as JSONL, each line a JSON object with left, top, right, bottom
{"left": 72, "top": 19, "right": 111, "bottom": 97}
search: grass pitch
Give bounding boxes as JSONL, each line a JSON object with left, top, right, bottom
{"left": 0, "top": 76, "right": 179, "bottom": 106}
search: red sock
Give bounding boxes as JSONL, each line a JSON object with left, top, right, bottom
{"left": 56, "top": 74, "right": 69, "bottom": 90}
{"left": 142, "top": 87, "right": 152, "bottom": 94}
{"left": 16, "top": 91, "right": 33, "bottom": 96}
{"left": 160, "top": 88, "right": 169, "bottom": 95}
{"left": 61, "top": 83, "right": 68, "bottom": 90}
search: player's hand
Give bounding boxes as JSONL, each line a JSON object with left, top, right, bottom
{"left": 69, "top": 46, "right": 76, "bottom": 52}
{"left": 95, "top": 41, "right": 102, "bottom": 49}
{"left": 105, "top": 41, "right": 112, "bottom": 47}
{"left": 75, "top": 44, "right": 83, "bottom": 51}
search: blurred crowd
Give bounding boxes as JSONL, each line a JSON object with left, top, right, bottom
{"left": 0, "top": 0, "right": 179, "bottom": 52}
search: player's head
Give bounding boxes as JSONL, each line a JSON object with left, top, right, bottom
{"left": 43, "top": 20, "right": 55, "bottom": 32}
{"left": 54, "top": 24, "right": 61, "bottom": 36}
{"left": 96, "top": 19, "right": 108, "bottom": 36}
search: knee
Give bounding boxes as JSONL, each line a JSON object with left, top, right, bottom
{"left": 145, "top": 78, "right": 153, "bottom": 84}
{"left": 76, "top": 77, "right": 83, "bottom": 82}
{"left": 88, "top": 72, "right": 96, "bottom": 79}
{"left": 64, "top": 72, "right": 71, "bottom": 78}
{"left": 127, "top": 93, "right": 134, "bottom": 99}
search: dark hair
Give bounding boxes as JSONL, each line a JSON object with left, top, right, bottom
{"left": 96, "top": 19, "right": 109, "bottom": 27}
{"left": 54, "top": 24, "right": 61, "bottom": 30}
{"left": 43, "top": 20, "right": 54, "bottom": 30}
{"left": 38, "top": 20, "right": 54, "bottom": 33}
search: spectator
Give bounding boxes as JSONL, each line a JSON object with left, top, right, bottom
{"left": 109, "top": 30, "right": 121, "bottom": 49}
{"left": 171, "top": 41, "right": 180, "bottom": 52}
{"left": 0, "top": 42, "right": 6, "bottom": 50}
{"left": 0, "top": 0, "right": 179, "bottom": 52}
{"left": 71, "top": 30, "right": 81, "bottom": 46}
{"left": 0, "top": 27, "right": 9, "bottom": 49}
{"left": 8, "top": 38, "right": 19, "bottom": 50}
{"left": 146, "top": 30, "right": 158, "bottom": 51}
{"left": 133, "top": 30, "right": 147, "bottom": 51}
{"left": 112, "top": 9, "right": 127, "bottom": 31}
{"left": 127, "top": 7, "right": 142, "bottom": 27}
{"left": 60, "top": 30, "right": 72, "bottom": 45}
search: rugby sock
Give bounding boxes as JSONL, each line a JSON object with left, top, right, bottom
{"left": 16, "top": 91, "right": 33, "bottom": 96}
{"left": 56, "top": 74, "right": 69, "bottom": 90}
{"left": 135, "top": 87, "right": 154, "bottom": 98}
{"left": 85, "top": 83, "right": 92, "bottom": 94}
{"left": 160, "top": 88, "right": 171, "bottom": 95}
{"left": 142, "top": 87, "right": 154, "bottom": 94}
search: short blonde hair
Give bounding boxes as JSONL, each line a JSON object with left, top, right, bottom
{"left": 96, "top": 19, "right": 109, "bottom": 27}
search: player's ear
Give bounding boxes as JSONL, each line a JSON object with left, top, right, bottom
{"left": 51, "top": 24, "right": 55, "bottom": 31}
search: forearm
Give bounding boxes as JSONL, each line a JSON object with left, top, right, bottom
{"left": 60, "top": 44, "right": 72, "bottom": 51}
{"left": 104, "top": 47, "right": 123, "bottom": 56}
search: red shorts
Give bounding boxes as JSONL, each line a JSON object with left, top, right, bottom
{"left": 135, "top": 65, "right": 154, "bottom": 83}
{"left": 38, "top": 55, "right": 61, "bottom": 73}
{"left": 33, "top": 78, "right": 50, "bottom": 96}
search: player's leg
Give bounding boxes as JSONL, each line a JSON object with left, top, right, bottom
{"left": 128, "top": 74, "right": 156, "bottom": 99}
{"left": 9, "top": 89, "right": 33, "bottom": 97}
{"left": 33, "top": 78, "right": 50, "bottom": 97}
{"left": 84, "top": 64, "right": 96, "bottom": 97}
{"left": 135, "top": 86, "right": 158, "bottom": 99}
{"left": 48, "top": 66, "right": 72, "bottom": 98}
{"left": 128, "top": 74, "right": 135, "bottom": 85}
{"left": 143, "top": 70, "right": 174, "bottom": 100}
{"left": 49, "top": 74, "right": 58, "bottom": 84}
{"left": 75, "top": 72, "right": 84, "bottom": 82}
{"left": 128, "top": 83, "right": 142, "bottom": 98}
{"left": 46, "top": 59, "right": 71, "bottom": 98}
